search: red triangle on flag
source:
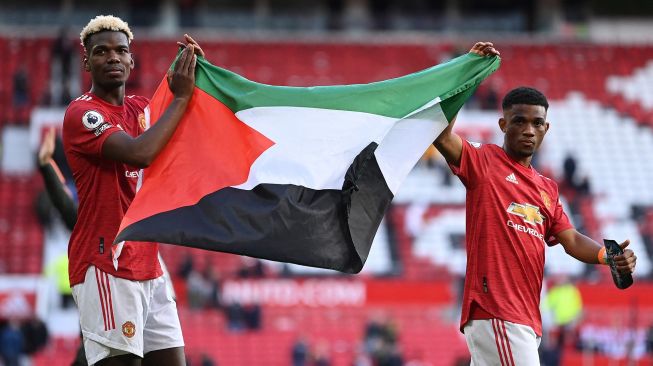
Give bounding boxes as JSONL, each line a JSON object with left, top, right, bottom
{"left": 119, "top": 79, "right": 275, "bottom": 233}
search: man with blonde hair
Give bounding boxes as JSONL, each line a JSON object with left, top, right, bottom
{"left": 63, "top": 15, "right": 202, "bottom": 365}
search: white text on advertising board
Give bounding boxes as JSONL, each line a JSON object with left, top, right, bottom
{"left": 221, "top": 279, "right": 366, "bottom": 307}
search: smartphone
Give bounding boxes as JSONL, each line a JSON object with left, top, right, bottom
{"left": 603, "top": 239, "right": 633, "bottom": 290}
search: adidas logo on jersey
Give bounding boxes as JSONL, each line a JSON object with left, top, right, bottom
{"left": 75, "top": 95, "right": 92, "bottom": 102}
{"left": 505, "top": 173, "right": 518, "bottom": 184}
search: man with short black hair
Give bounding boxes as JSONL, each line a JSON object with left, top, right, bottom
{"left": 433, "top": 46, "right": 637, "bottom": 364}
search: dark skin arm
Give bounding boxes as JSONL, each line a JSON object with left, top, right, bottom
{"left": 433, "top": 42, "right": 500, "bottom": 167}
{"left": 555, "top": 229, "right": 637, "bottom": 274}
{"left": 101, "top": 36, "right": 203, "bottom": 168}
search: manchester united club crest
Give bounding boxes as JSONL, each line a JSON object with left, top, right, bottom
{"left": 138, "top": 113, "right": 146, "bottom": 131}
{"left": 122, "top": 321, "right": 136, "bottom": 338}
{"left": 540, "top": 191, "right": 551, "bottom": 210}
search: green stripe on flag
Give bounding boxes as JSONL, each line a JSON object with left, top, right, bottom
{"left": 440, "top": 83, "right": 478, "bottom": 122}
{"left": 173, "top": 51, "right": 499, "bottom": 120}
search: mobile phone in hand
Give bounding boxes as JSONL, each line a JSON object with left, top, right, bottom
{"left": 604, "top": 239, "right": 633, "bottom": 290}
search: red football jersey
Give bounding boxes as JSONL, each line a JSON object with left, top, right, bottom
{"left": 63, "top": 92, "right": 162, "bottom": 286}
{"left": 451, "top": 141, "right": 573, "bottom": 336}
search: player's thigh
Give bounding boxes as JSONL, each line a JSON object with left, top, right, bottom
{"left": 465, "top": 319, "right": 504, "bottom": 366}
{"left": 142, "top": 275, "right": 184, "bottom": 355}
{"left": 503, "top": 320, "right": 541, "bottom": 365}
{"left": 143, "top": 347, "right": 186, "bottom": 366}
{"left": 464, "top": 319, "right": 540, "bottom": 366}
{"left": 72, "top": 266, "right": 147, "bottom": 364}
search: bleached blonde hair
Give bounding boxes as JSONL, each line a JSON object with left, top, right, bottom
{"left": 80, "top": 15, "right": 133, "bottom": 50}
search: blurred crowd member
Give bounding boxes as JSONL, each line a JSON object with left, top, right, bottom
{"left": 540, "top": 275, "right": 582, "bottom": 366}
{"left": 225, "top": 302, "right": 245, "bottom": 332}
{"left": 186, "top": 269, "right": 213, "bottom": 309}
{"left": 0, "top": 316, "right": 49, "bottom": 366}
{"left": 312, "top": 341, "right": 331, "bottom": 366}
{"left": 177, "top": 253, "right": 195, "bottom": 280}
{"left": 362, "top": 313, "right": 403, "bottom": 365}
{"left": 418, "top": 146, "right": 454, "bottom": 186}
{"left": 433, "top": 45, "right": 637, "bottom": 363}
{"left": 12, "top": 67, "right": 30, "bottom": 123}
{"left": 46, "top": 252, "right": 75, "bottom": 309}
{"left": 199, "top": 353, "right": 216, "bottom": 366}
{"left": 646, "top": 323, "right": 653, "bottom": 353}
{"left": 37, "top": 128, "right": 77, "bottom": 230}
{"left": 224, "top": 301, "right": 261, "bottom": 332}
{"left": 562, "top": 154, "right": 577, "bottom": 189}
{"left": 243, "top": 303, "right": 261, "bottom": 330}
{"left": 638, "top": 209, "right": 653, "bottom": 278}
{"left": 542, "top": 275, "right": 582, "bottom": 345}
{"left": 560, "top": 153, "right": 592, "bottom": 210}
{"left": 203, "top": 266, "right": 221, "bottom": 309}
{"left": 291, "top": 336, "right": 310, "bottom": 366}
{"left": 184, "top": 260, "right": 221, "bottom": 310}
{"left": 237, "top": 257, "right": 266, "bottom": 278}
{"left": 52, "top": 28, "right": 75, "bottom": 106}
{"left": 353, "top": 349, "right": 373, "bottom": 366}
{"left": 290, "top": 336, "right": 332, "bottom": 366}
{"left": 21, "top": 316, "right": 49, "bottom": 359}
{"left": 479, "top": 84, "right": 500, "bottom": 110}
{"left": 0, "top": 319, "right": 24, "bottom": 366}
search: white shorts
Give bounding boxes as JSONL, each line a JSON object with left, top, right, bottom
{"left": 72, "top": 266, "right": 184, "bottom": 365}
{"left": 463, "top": 319, "right": 541, "bottom": 366}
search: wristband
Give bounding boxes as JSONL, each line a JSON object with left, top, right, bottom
{"left": 598, "top": 247, "right": 608, "bottom": 265}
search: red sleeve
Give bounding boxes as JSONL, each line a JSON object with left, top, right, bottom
{"left": 448, "top": 141, "right": 488, "bottom": 189}
{"left": 63, "top": 104, "right": 121, "bottom": 158}
{"left": 546, "top": 195, "right": 575, "bottom": 246}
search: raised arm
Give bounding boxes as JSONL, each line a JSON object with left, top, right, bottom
{"left": 102, "top": 42, "right": 198, "bottom": 168}
{"left": 555, "top": 229, "right": 636, "bottom": 274}
{"left": 433, "top": 42, "right": 500, "bottom": 167}
{"left": 433, "top": 115, "right": 464, "bottom": 166}
{"left": 38, "top": 127, "right": 78, "bottom": 230}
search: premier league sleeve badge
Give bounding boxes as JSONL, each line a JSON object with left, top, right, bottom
{"left": 82, "top": 110, "right": 112, "bottom": 136}
{"left": 82, "top": 110, "right": 105, "bottom": 130}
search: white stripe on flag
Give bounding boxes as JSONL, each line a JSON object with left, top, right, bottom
{"left": 374, "top": 100, "right": 448, "bottom": 194}
{"left": 231, "top": 104, "right": 448, "bottom": 195}
{"left": 232, "top": 106, "right": 395, "bottom": 191}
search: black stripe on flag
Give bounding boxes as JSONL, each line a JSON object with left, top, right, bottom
{"left": 116, "top": 143, "right": 393, "bottom": 273}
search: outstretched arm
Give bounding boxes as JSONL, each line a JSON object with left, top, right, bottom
{"left": 38, "top": 127, "right": 77, "bottom": 230}
{"left": 555, "top": 229, "right": 636, "bottom": 274}
{"left": 433, "top": 42, "right": 499, "bottom": 167}
{"left": 101, "top": 41, "right": 199, "bottom": 168}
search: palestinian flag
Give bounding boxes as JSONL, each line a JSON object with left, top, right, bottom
{"left": 116, "top": 52, "right": 500, "bottom": 273}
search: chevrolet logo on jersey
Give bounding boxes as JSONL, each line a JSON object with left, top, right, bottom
{"left": 506, "top": 202, "right": 544, "bottom": 225}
